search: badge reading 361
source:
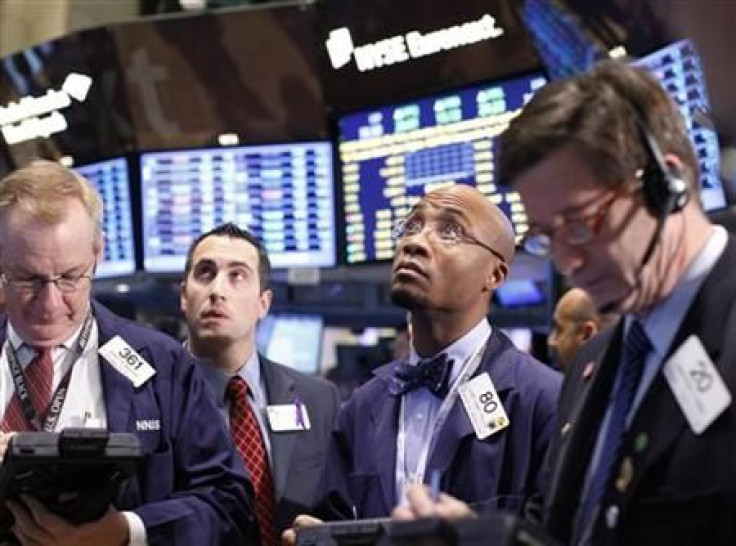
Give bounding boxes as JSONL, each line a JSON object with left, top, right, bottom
{"left": 99, "top": 336, "right": 156, "bottom": 388}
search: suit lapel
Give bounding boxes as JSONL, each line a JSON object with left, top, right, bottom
{"left": 616, "top": 239, "right": 736, "bottom": 508}
{"left": 94, "top": 305, "right": 134, "bottom": 433}
{"left": 260, "top": 357, "right": 297, "bottom": 502}
{"left": 544, "top": 323, "right": 624, "bottom": 539}
{"left": 370, "top": 368, "right": 401, "bottom": 512}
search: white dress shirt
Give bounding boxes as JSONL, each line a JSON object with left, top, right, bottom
{"left": 1, "top": 317, "right": 147, "bottom": 546}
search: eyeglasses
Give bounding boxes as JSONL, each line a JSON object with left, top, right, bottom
{"left": 521, "top": 186, "right": 631, "bottom": 257}
{"left": 393, "top": 216, "right": 507, "bottom": 264}
{"left": 1, "top": 263, "right": 96, "bottom": 294}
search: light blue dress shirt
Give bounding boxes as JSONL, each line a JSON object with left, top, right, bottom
{"left": 396, "top": 317, "right": 492, "bottom": 501}
{"left": 576, "top": 225, "right": 728, "bottom": 543}
{"left": 197, "top": 349, "right": 273, "bottom": 463}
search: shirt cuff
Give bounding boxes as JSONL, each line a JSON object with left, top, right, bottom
{"left": 122, "top": 511, "right": 148, "bottom": 546}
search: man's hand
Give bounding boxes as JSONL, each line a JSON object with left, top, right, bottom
{"left": 392, "top": 484, "right": 477, "bottom": 522}
{"left": 7, "top": 495, "right": 129, "bottom": 546}
{"left": 281, "top": 514, "right": 323, "bottom": 546}
{"left": 0, "top": 432, "right": 16, "bottom": 460}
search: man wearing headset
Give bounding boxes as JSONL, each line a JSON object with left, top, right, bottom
{"left": 396, "top": 60, "right": 736, "bottom": 546}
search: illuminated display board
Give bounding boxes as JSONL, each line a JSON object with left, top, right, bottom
{"left": 140, "top": 141, "right": 336, "bottom": 273}
{"left": 337, "top": 72, "right": 547, "bottom": 264}
{"left": 256, "top": 313, "right": 324, "bottom": 375}
{"left": 74, "top": 158, "right": 136, "bottom": 278}
{"left": 634, "top": 40, "right": 726, "bottom": 212}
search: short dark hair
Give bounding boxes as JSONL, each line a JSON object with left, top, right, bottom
{"left": 499, "top": 60, "right": 699, "bottom": 193}
{"left": 183, "top": 222, "right": 271, "bottom": 290}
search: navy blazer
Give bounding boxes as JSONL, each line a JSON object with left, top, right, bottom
{"left": 0, "top": 302, "right": 255, "bottom": 545}
{"left": 543, "top": 237, "right": 736, "bottom": 545}
{"left": 259, "top": 358, "right": 341, "bottom": 533}
{"left": 324, "top": 328, "right": 561, "bottom": 518}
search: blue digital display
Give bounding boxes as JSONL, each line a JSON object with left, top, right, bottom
{"left": 521, "top": 0, "right": 606, "bottom": 80}
{"left": 337, "top": 72, "right": 547, "bottom": 264}
{"left": 140, "top": 141, "right": 336, "bottom": 273}
{"left": 495, "top": 279, "right": 545, "bottom": 308}
{"left": 256, "top": 313, "right": 324, "bottom": 375}
{"left": 74, "top": 158, "right": 136, "bottom": 278}
{"left": 634, "top": 40, "right": 726, "bottom": 212}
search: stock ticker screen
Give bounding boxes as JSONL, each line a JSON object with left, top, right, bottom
{"left": 140, "top": 142, "right": 336, "bottom": 273}
{"left": 634, "top": 40, "right": 727, "bottom": 212}
{"left": 74, "top": 158, "right": 136, "bottom": 278}
{"left": 337, "top": 72, "right": 547, "bottom": 264}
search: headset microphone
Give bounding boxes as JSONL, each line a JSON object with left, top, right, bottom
{"left": 598, "top": 112, "right": 690, "bottom": 314}
{"left": 636, "top": 122, "right": 689, "bottom": 273}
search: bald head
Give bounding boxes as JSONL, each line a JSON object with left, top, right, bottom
{"left": 549, "top": 288, "right": 619, "bottom": 370}
{"left": 421, "top": 184, "right": 516, "bottom": 264}
{"left": 558, "top": 288, "right": 598, "bottom": 324}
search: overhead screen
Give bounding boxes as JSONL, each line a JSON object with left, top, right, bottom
{"left": 338, "top": 72, "right": 547, "bottom": 265}
{"left": 73, "top": 158, "right": 136, "bottom": 278}
{"left": 520, "top": 4, "right": 727, "bottom": 213}
{"left": 633, "top": 40, "right": 727, "bottom": 212}
{"left": 140, "top": 141, "right": 336, "bottom": 273}
{"left": 521, "top": 0, "right": 607, "bottom": 80}
{"left": 256, "top": 313, "right": 324, "bottom": 375}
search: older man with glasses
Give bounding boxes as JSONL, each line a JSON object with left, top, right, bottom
{"left": 0, "top": 160, "right": 254, "bottom": 546}
{"left": 284, "top": 183, "right": 561, "bottom": 543}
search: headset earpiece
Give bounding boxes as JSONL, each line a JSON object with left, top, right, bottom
{"left": 638, "top": 125, "right": 690, "bottom": 216}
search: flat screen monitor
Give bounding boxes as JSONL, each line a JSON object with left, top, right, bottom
{"left": 140, "top": 141, "right": 336, "bottom": 273}
{"left": 633, "top": 40, "right": 727, "bottom": 212}
{"left": 521, "top": 0, "right": 607, "bottom": 80}
{"left": 74, "top": 158, "right": 136, "bottom": 278}
{"left": 495, "top": 279, "right": 545, "bottom": 308}
{"left": 337, "top": 72, "right": 547, "bottom": 264}
{"left": 256, "top": 313, "right": 324, "bottom": 375}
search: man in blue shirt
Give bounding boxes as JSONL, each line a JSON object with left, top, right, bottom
{"left": 284, "top": 184, "right": 561, "bottom": 544}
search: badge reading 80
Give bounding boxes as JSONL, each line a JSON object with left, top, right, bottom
{"left": 459, "top": 372, "right": 510, "bottom": 440}
{"left": 479, "top": 391, "right": 509, "bottom": 431}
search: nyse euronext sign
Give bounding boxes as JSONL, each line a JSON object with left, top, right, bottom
{"left": 325, "top": 14, "right": 505, "bottom": 73}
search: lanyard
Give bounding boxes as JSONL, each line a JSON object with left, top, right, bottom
{"left": 396, "top": 337, "right": 489, "bottom": 499}
{"left": 6, "top": 312, "right": 94, "bottom": 432}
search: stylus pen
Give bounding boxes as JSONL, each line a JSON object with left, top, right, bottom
{"left": 428, "top": 469, "right": 441, "bottom": 502}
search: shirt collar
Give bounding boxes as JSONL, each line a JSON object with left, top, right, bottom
{"left": 635, "top": 225, "right": 728, "bottom": 358}
{"left": 7, "top": 317, "right": 88, "bottom": 361}
{"left": 197, "top": 347, "right": 261, "bottom": 404}
{"left": 408, "top": 317, "right": 491, "bottom": 385}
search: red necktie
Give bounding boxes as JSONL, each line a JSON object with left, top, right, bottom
{"left": 227, "top": 376, "right": 277, "bottom": 546}
{"left": 2, "top": 347, "right": 54, "bottom": 432}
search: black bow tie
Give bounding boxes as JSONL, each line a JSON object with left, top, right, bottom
{"left": 389, "top": 353, "right": 453, "bottom": 397}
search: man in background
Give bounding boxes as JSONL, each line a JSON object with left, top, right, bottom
{"left": 548, "top": 288, "right": 617, "bottom": 372}
{"left": 0, "top": 160, "right": 253, "bottom": 545}
{"left": 180, "top": 223, "right": 340, "bottom": 545}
